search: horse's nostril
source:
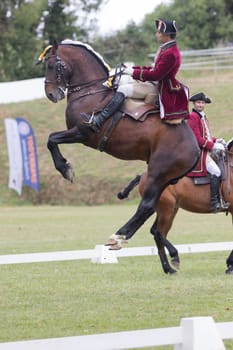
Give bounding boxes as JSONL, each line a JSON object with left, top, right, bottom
{"left": 46, "top": 92, "right": 57, "bottom": 103}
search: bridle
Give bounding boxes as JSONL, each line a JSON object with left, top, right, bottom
{"left": 44, "top": 49, "right": 113, "bottom": 99}
{"left": 44, "top": 55, "right": 68, "bottom": 85}
{"left": 44, "top": 53, "right": 68, "bottom": 98}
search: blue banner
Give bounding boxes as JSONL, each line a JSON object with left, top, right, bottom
{"left": 16, "top": 117, "right": 40, "bottom": 192}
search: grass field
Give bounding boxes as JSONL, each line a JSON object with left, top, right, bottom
{"left": 0, "top": 69, "right": 233, "bottom": 348}
{"left": 0, "top": 204, "right": 233, "bottom": 349}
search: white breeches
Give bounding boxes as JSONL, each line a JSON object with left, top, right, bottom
{"left": 206, "top": 153, "right": 221, "bottom": 176}
{"left": 117, "top": 75, "right": 158, "bottom": 99}
{"left": 117, "top": 83, "right": 134, "bottom": 97}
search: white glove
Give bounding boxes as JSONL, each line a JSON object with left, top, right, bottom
{"left": 123, "top": 66, "right": 133, "bottom": 76}
{"left": 213, "top": 142, "right": 225, "bottom": 151}
{"left": 216, "top": 138, "right": 226, "bottom": 146}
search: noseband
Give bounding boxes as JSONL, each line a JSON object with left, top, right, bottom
{"left": 44, "top": 53, "right": 68, "bottom": 91}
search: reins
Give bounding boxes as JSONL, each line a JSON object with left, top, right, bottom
{"left": 67, "top": 77, "right": 109, "bottom": 97}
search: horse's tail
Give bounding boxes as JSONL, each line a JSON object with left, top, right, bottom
{"left": 117, "top": 174, "right": 142, "bottom": 200}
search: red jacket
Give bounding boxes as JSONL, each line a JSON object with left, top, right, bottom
{"left": 187, "top": 109, "right": 216, "bottom": 177}
{"left": 132, "top": 41, "right": 189, "bottom": 120}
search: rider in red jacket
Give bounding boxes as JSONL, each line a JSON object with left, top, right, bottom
{"left": 130, "top": 19, "right": 189, "bottom": 122}
{"left": 82, "top": 18, "right": 189, "bottom": 131}
{"left": 187, "top": 92, "right": 229, "bottom": 213}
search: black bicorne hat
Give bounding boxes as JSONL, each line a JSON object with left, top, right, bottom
{"left": 155, "top": 19, "right": 177, "bottom": 34}
{"left": 189, "top": 92, "right": 212, "bottom": 104}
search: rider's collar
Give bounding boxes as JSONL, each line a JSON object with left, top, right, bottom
{"left": 160, "top": 40, "right": 176, "bottom": 50}
{"left": 193, "top": 108, "right": 206, "bottom": 119}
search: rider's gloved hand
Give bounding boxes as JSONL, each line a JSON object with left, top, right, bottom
{"left": 216, "top": 138, "right": 226, "bottom": 146}
{"left": 213, "top": 142, "right": 225, "bottom": 151}
{"left": 123, "top": 66, "right": 133, "bottom": 76}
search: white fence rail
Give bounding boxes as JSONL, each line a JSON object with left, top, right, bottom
{"left": 0, "top": 241, "right": 233, "bottom": 265}
{"left": 148, "top": 46, "right": 233, "bottom": 71}
{"left": 0, "top": 317, "right": 232, "bottom": 349}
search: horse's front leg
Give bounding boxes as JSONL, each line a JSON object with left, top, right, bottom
{"left": 47, "top": 126, "right": 83, "bottom": 182}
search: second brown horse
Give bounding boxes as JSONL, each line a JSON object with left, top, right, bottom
{"left": 118, "top": 139, "right": 233, "bottom": 275}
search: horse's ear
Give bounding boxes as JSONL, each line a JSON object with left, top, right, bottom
{"left": 53, "top": 39, "right": 59, "bottom": 50}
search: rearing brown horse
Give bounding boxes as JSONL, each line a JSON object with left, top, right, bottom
{"left": 38, "top": 40, "right": 199, "bottom": 274}
{"left": 118, "top": 139, "right": 233, "bottom": 275}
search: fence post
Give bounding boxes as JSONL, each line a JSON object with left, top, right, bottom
{"left": 91, "top": 245, "right": 118, "bottom": 264}
{"left": 174, "top": 316, "right": 225, "bottom": 350}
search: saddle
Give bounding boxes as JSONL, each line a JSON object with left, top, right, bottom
{"left": 122, "top": 95, "right": 160, "bottom": 121}
{"left": 191, "top": 154, "right": 225, "bottom": 185}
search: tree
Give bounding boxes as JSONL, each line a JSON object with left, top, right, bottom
{"left": 92, "top": 22, "right": 153, "bottom": 67}
{"left": 144, "top": 0, "right": 233, "bottom": 49}
{"left": 0, "top": 0, "right": 48, "bottom": 81}
{"left": 0, "top": 0, "right": 105, "bottom": 81}
{"left": 42, "top": 0, "right": 81, "bottom": 43}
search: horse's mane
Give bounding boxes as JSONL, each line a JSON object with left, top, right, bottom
{"left": 61, "top": 39, "right": 111, "bottom": 75}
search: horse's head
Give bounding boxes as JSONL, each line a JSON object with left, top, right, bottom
{"left": 37, "top": 40, "right": 112, "bottom": 104}
{"left": 37, "top": 41, "right": 69, "bottom": 103}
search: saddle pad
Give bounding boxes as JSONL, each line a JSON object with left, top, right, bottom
{"left": 192, "top": 176, "right": 210, "bottom": 185}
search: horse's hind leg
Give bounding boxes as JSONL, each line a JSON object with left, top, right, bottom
{"left": 164, "top": 239, "right": 180, "bottom": 269}
{"left": 107, "top": 168, "right": 176, "bottom": 275}
{"left": 155, "top": 202, "right": 180, "bottom": 269}
{"left": 106, "top": 122, "right": 199, "bottom": 271}
{"left": 150, "top": 207, "right": 180, "bottom": 274}
{"left": 226, "top": 250, "right": 233, "bottom": 274}
{"left": 150, "top": 224, "right": 177, "bottom": 274}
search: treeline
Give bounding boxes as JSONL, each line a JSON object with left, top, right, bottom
{"left": 0, "top": 0, "right": 233, "bottom": 82}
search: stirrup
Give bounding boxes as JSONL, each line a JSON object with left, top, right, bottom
{"left": 81, "top": 112, "right": 99, "bottom": 132}
{"left": 220, "top": 198, "right": 230, "bottom": 210}
{"left": 82, "top": 112, "right": 95, "bottom": 124}
{"left": 211, "top": 202, "right": 229, "bottom": 213}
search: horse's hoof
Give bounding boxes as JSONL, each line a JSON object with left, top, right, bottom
{"left": 105, "top": 234, "right": 127, "bottom": 248}
{"left": 109, "top": 243, "right": 122, "bottom": 250}
{"left": 65, "top": 163, "right": 75, "bottom": 183}
{"left": 168, "top": 268, "right": 178, "bottom": 275}
{"left": 171, "top": 257, "right": 180, "bottom": 269}
{"left": 225, "top": 265, "right": 233, "bottom": 275}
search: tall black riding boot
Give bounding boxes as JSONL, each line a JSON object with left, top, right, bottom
{"left": 81, "top": 92, "right": 125, "bottom": 132}
{"left": 210, "top": 175, "right": 229, "bottom": 213}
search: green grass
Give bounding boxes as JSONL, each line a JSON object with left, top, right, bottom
{"left": 0, "top": 205, "right": 232, "bottom": 349}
